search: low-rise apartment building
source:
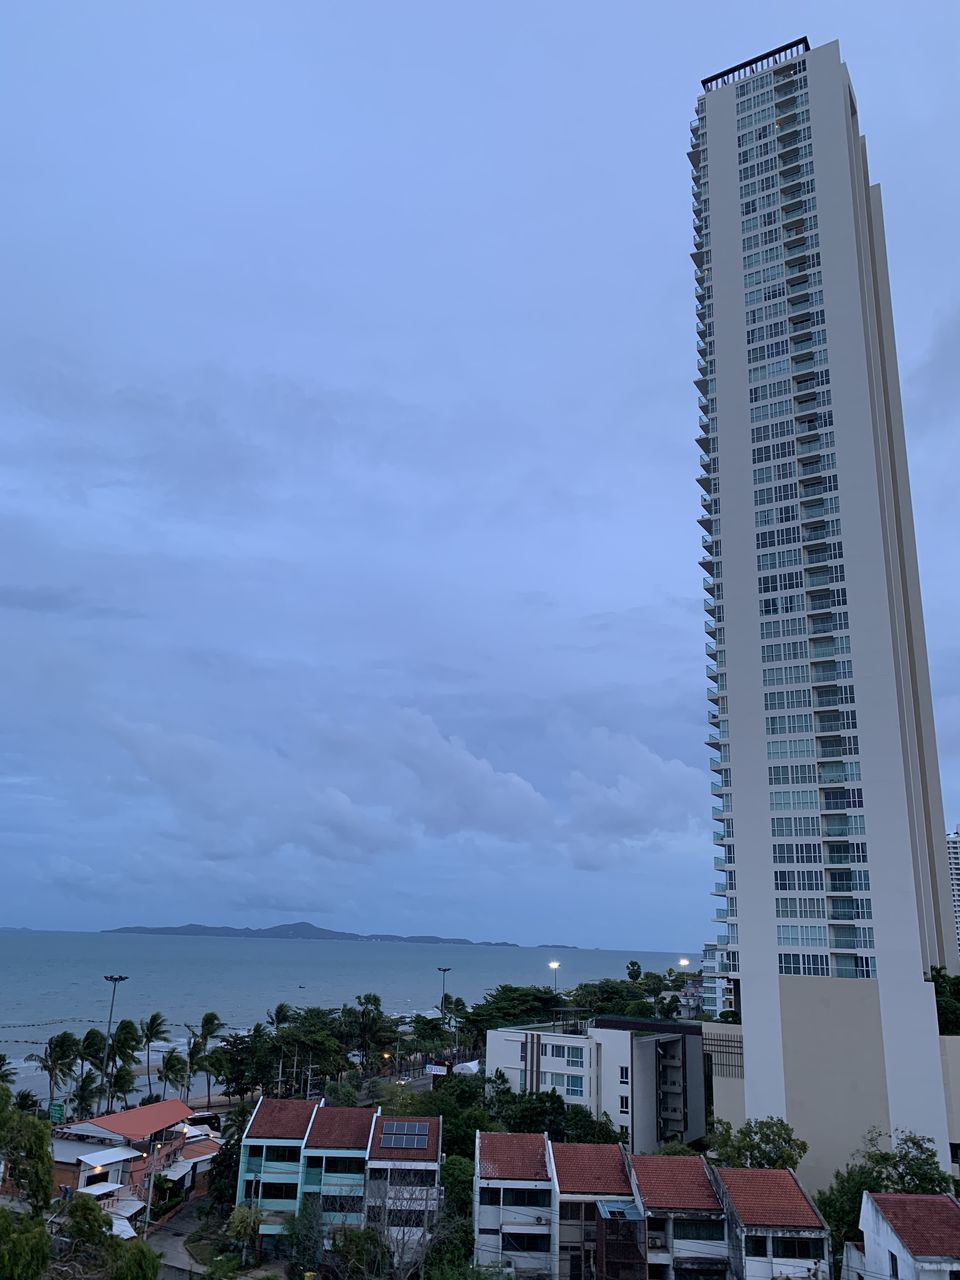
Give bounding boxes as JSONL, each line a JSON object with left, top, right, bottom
{"left": 236, "top": 1098, "right": 441, "bottom": 1263}
{"left": 472, "top": 1135, "right": 828, "bottom": 1280}
{"left": 485, "top": 1015, "right": 708, "bottom": 1153}
{"left": 848, "top": 1191, "right": 960, "bottom": 1280}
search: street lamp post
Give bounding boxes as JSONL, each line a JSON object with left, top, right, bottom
{"left": 99, "top": 975, "right": 128, "bottom": 1116}
{"left": 549, "top": 961, "right": 561, "bottom": 1031}
{"left": 437, "top": 967, "right": 451, "bottom": 1048}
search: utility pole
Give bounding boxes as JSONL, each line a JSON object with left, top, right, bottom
{"left": 141, "top": 1141, "right": 162, "bottom": 1237}
{"left": 99, "top": 975, "right": 128, "bottom": 1116}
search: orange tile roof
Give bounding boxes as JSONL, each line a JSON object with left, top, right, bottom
{"left": 246, "top": 1098, "right": 316, "bottom": 1141}
{"left": 183, "top": 1138, "right": 221, "bottom": 1160}
{"left": 90, "top": 1100, "right": 191, "bottom": 1142}
{"left": 478, "top": 1133, "right": 549, "bottom": 1181}
{"left": 369, "top": 1115, "right": 440, "bottom": 1162}
{"left": 871, "top": 1194, "right": 960, "bottom": 1258}
{"left": 717, "top": 1167, "right": 823, "bottom": 1228}
{"left": 553, "top": 1144, "right": 631, "bottom": 1197}
{"left": 306, "top": 1107, "right": 376, "bottom": 1151}
{"left": 631, "top": 1155, "right": 721, "bottom": 1211}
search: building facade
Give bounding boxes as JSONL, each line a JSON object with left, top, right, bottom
{"left": 236, "top": 1098, "right": 441, "bottom": 1260}
{"left": 701, "top": 942, "right": 734, "bottom": 1019}
{"left": 484, "top": 1016, "right": 708, "bottom": 1153}
{"left": 473, "top": 1136, "right": 829, "bottom": 1280}
{"left": 852, "top": 1192, "right": 960, "bottom": 1280}
{"left": 694, "top": 36, "right": 957, "bottom": 1187}
{"left": 947, "top": 827, "right": 960, "bottom": 958}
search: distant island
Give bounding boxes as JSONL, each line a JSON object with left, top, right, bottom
{"left": 104, "top": 921, "right": 523, "bottom": 947}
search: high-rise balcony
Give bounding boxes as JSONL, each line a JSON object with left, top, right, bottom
{"left": 706, "top": 663, "right": 719, "bottom": 681}
{"left": 806, "top": 568, "right": 832, "bottom": 589}
{"left": 703, "top": 576, "right": 717, "bottom": 596}
{"left": 697, "top": 510, "right": 714, "bottom": 532}
{"left": 807, "top": 593, "right": 834, "bottom": 615}
{"left": 706, "top": 686, "right": 720, "bottom": 706}
{"left": 714, "top": 850, "right": 729, "bottom": 865}
{"left": 712, "top": 830, "right": 726, "bottom": 845}
{"left": 709, "top": 755, "right": 724, "bottom": 772}
{"left": 797, "top": 436, "right": 824, "bottom": 457}
{"left": 714, "top": 907, "right": 729, "bottom": 921}
{"left": 704, "top": 617, "right": 717, "bottom": 637}
{"left": 781, "top": 192, "right": 804, "bottom": 215}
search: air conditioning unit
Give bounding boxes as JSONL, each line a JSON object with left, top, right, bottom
{"left": 535, "top": 1215, "right": 546, "bottom": 1225}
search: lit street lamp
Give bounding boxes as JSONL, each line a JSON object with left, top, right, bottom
{"left": 437, "top": 967, "right": 451, "bottom": 1044}
{"left": 548, "top": 960, "right": 560, "bottom": 995}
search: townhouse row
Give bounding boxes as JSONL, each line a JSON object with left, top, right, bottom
{"left": 474, "top": 1134, "right": 830, "bottom": 1280}
{"left": 236, "top": 1097, "right": 442, "bottom": 1263}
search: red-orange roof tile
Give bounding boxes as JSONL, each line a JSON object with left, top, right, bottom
{"left": 89, "top": 1100, "right": 191, "bottom": 1142}
{"left": 246, "top": 1098, "right": 316, "bottom": 1141}
{"left": 478, "top": 1133, "right": 549, "bottom": 1181}
{"left": 871, "top": 1194, "right": 960, "bottom": 1258}
{"left": 717, "top": 1167, "right": 823, "bottom": 1228}
{"left": 369, "top": 1116, "right": 441, "bottom": 1162}
{"left": 183, "top": 1138, "right": 221, "bottom": 1160}
{"left": 306, "top": 1107, "right": 376, "bottom": 1151}
{"left": 553, "top": 1144, "right": 631, "bottom": 1197}
{"left": 631, "top": 1156, "right": 721, "bottom": 1211}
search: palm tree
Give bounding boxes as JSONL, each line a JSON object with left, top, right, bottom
{"left": 70, "top": 1069, "right": 100, "bottom": 1120}
{"left": 0, "top": 1053, "right": 15, "bottom": 1086}
{"left": 25, "top": 1031, "right": 80, "bottom": 1110}
{"left": 139, "top": 1012, "right": 170, "bottom": 1095}
{"left": 200, "top": 1011, "right": 225, "bottom": 1044}
{"left": 77, "top": 1028, "right": 106, "bottom": 1080}
{"left": 113, "top": 1063, "right": 137, "bottom": 1109}
{"left": 183, "top": 1034, "right": 206, "bottom": 1103}
{"left": 13, "top": 1089, "right": 39, "bottom": 1113}
{"left": 158, "top": 1047, "right": 188, "bottom": 1100}
{"left": 267, "top": 1002, "right": 294, "bottom": 1029}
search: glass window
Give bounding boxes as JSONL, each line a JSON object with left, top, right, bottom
{"left": 773, "top": 1238, "right": 824, "bottom": 1260}
{"left": 673, "top": 1219, "right": 725, "bottom": 1241}
{"left": 503, "top": 1188, "right": 551, "bottom": 1208}
{"left": 746, "top": 1235, "right": 768, "bottom": 1257}
{"left": 479, "top": 1187, "right": 501, "bottom": 1206}
{"left": 566, "top": 1075, "right": 584, "bottom": 1097}
{"left": 619, "top": 1096, "right": 629, "bottom": 1113}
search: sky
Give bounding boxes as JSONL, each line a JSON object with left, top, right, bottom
{"left": 1, "top": 2, "right": 959, "bottom": 950}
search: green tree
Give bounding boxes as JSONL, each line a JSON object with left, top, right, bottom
{"left": 226, "top": 1203, "right": 263, "bottom": 1265}
{"left": 13, "top": 1090, "right": 39, "bottom": 1114}
{"left": 70, "top": 1069, "right": 101, "bottom": 1119}
{"left": 24, "top": 1030, "right": 80, "bottom": 1110}
{"left": 267, "top": 1001, "right": 294, "bottom": 1028}
{"left": 0, "top": 1207, "right": 49, "bottom": 1280}
{"left": 111, "top": 1238, "right": 161, "bottom": 1280}
{"left": 709, "top": 1116, "right": 808, "bottom": 1170}
{"left": 139, "top": 1012, "right": 170, "bottom": 1095}
{"left": 440, "top": 1154, "right": 475, "bottom": 1218}
{"left": 64, "top": 1191, "right": 114, "bottom": 1247}
{"left": 658, "top": 1139, "right": 700, "bottom": 1156}
{"left": 562, "top": 1106, "right": 620, "bottom": 1144}
{"left": 0, "top": 1086, "right": 52, "bottom": 1215}
{"left": 931, "top": 966, "right": 960, "bottom": 1035}
{"left": 113, "top": 1063, "right": 137, "bottom": 1109}
{"left": 157, "top": 1046, "right": 188, "bottom": 1099}
{"left": 0, "top": 1054, "right": 15, "bottom": 1087}
{"left": 816, "top": 1128, "right": 954, "bottom": 1263}
{"left": 77, "top": 1027, "right": 107, "bottom": 1085}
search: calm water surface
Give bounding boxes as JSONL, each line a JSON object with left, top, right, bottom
{"left": 0, "top": 931, "right": 693, "bottom": 1086}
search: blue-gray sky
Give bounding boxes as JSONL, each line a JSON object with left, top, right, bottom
{"left": 2, "top": 3, "right": 958, "bottom": 948}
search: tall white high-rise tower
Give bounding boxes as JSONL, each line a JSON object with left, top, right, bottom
{"left": 693, "top": 37, "right": 957, "bottom": 1188}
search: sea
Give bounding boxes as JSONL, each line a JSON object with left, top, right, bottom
{"left": 0, "top": 931, "right": 694, "bottom": 1091}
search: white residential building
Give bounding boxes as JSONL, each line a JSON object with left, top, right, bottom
{"left": 701, "top": 942, "right": 733, "bottom": 1018}
{"left": 694, "top": 36, "right": 957, "bottom": 1189}
{"left": 484, "top": 1016, "right": 707, "bottom": 1153}
{"left": 853, "top": 1191, "right": 960, "bottom": 1280}
{"left": 947, "top": 827, "right": 960, "bottom": 958}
